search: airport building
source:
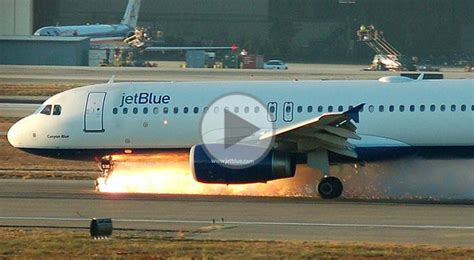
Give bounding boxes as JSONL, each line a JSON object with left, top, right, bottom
{"left": 0, "top": 0, "right": 472, "bottom": 63}
{"left": 31, "top": 0, "right": 474, "bottom": 63}
{"left": 0, "top": 0, "right": 33, "bottom": 36}
{"left": 0, "top": 36, "right": 89, "bottom": 66}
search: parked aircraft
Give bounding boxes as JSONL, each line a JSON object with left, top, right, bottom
{"left": 34, "top": 0, "right": 141, "bottom": 43}
{"left": 34, "top": 0, "right": 236, "bottom": 51}
{"left": 7, "top": 75, "right": 474, "bottom": 199}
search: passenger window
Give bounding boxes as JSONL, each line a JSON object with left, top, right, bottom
{"left": 430, "top": 105, "right": 435, "bottom": 111}
{"left": 348, "top": 105, "right": 353, "bottom": 110}
{"left": 203, "top": 107, "right": 208, "bottom": 113}
{"left": 143, "top": 107, "right": 148, "bottom": 114}
{"left": 224, "top": 106, "right": 229, "bottom": 111}
{"left": 297, "top": 106, "right": 303, "bottom": 113}
{"left": 338, "top": 105, "right": 343, "bottom": 112}
{"left": 440, "top": 105, "right": 446, "bottom": 112}
{"left": 214, "top": 107, "right": 219, "bottom": 113}
{"left": 244, "top": 106, "right": 249, "bottom": 113}
{"left": 123, "top": 107, "right": 128, "bottom": 114}
{"left": 163, "top": 107, "right": 169, "bottom": 114}
{"left": 193, "top": 107, "right": 199, "bottom": 114}
{"left": 399, "top": 105, "right": 405, "bottom": 112}
{"left": 184, "top": 107, "right": 189, "bottom": 114}
{"left": 133, "top": 107, "right": 138, "bottom": 114}
{"left": 378, "top": 105, "right": 384, "bottom": 112}
{"left": 234, "top": 107, "right": 239, "bottom": 113}
{"left": 471, "top": 105, "right": 474, "bottom": 111}
{"left": 328, "top": 106, "right": 333, "bottom": 112}
{"left": 389, "top": 105, "right": 394, "bottom": 112}
{"left": 368, "top": 105, "right": 374, "bottom": 113}
{"left": 53, "top": 105, "right": 61, "bottom": 115}
{"left": 153, "top": 107, "right": 159, "bottom": 114}
{"left": 173, "top": 107, "right": 179, "bottom": 114}
{"left": 40, "top": 105, "right": 52, "bottom": 115}
{"left": 451, "top": 105, "right": 456, "bottom": 112}
{"left": 420, "top": 105, "right": 425, "bottom": 112}
{"left": 113, "top": 108, "right": 118, "bottom": 114}
{"left": 254, "top": 106, "right": 260, "bottom": 113}
{"left": 409, "top": 105, "right": 415, "bottom": 112}
{"left": 318, "top": 106, "right": 323, "bottom": 113}
{"left": 307, "top": 106, "right": 313, "bottom": 113}
{"left": 461, "top": 105, "right": 466, "bottom": 111}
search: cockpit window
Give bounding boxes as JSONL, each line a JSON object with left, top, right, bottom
{"left": 53, "top": 105, "right": 62, "bottom": 115}
{"left": 40, "top": 105, "right": 52, "bottom": 115}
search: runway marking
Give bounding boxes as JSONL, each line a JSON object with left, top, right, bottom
{"left": 1, "top": 216, "right": 473, "bottom": 230}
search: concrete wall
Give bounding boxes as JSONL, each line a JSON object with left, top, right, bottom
{"left": 0, "top": 0, "right": 33, "bottom": 35}
{"left": 0, "top": 36, "right": 90, "bottom": 66}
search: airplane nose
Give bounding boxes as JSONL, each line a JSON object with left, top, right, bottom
{"left": 7, "top": 120, "right": 22, "bottom": 147}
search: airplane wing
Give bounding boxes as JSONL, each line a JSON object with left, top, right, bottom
{"left": 260, "top": 104, "right": 365, "bottom": 158}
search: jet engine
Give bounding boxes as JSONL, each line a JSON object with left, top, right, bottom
{"left": 190, "top": 144, "right": 295, "bottom": 184}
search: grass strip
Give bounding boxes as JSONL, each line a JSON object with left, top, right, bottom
{"left": 0, "top": 228, "right": 472, "bottom": 258}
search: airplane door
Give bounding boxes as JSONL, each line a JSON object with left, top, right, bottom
{"left": 267, "top": 102, "right": 277, "bottom": 122}
{"left": 84, "top": 92, "right": 106, "bottom": 132}
{"left": 283, "top": 102, "right": 293, "bottom": 122}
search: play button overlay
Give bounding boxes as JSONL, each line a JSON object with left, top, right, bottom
{"left": 224, "top": 109, "right": 260, "bottom": 148}
{"left": 200, "top": 93, "right": 275, "bottom": 169}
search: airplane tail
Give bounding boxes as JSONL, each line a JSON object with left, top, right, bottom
{"left": 120, "top": 0, "right": 141, "bottom": 28}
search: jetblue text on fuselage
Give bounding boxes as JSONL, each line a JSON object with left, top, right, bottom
{"left": 120, "top": 92, "right": 170, "bottom": 107}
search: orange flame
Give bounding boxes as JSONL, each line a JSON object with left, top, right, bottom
{"left": 96, "top": 152, "right": 474, "bottom": 200}
{"left": 97, "top": 151, "right": 320, "bottom": 197}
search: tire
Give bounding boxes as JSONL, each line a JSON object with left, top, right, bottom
{"left": 318, "top": 176, "right": 343, "bottom": 199}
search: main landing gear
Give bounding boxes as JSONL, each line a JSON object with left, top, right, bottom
{"left": 317, "top": 176, "right": 343, "bottom": 199}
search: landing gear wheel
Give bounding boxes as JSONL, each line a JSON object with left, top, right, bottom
{"left": 318, "top": 176, "right": 343, "bottom": 199}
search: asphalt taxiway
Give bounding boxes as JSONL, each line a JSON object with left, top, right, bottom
{"left": 0, "top": 63, "right": 471, "bottom": 85}
{"left": 0, "top": 179, "right": 472, "bottom": 247}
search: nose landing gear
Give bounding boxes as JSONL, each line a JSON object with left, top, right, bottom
{"left": 95, "top": 155, "right": 113, "bottom": 191}
{"left": 317, "top": 176, "right": 343, "bottom": 199}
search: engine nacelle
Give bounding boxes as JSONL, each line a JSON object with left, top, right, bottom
{"left": 190, "top": 144, "right": 295, "bottom": 184}
{"left": 126, "top": 30, "right": 136, "bottom": 38}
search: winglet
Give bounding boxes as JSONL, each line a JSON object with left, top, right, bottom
{"left": 107, "top": 75, "right": 115, "bottom": 84}
{"left": 343, "top": 103, "right": 365, "bottom": 123}
{"left": 416, "top": 73, "right": 425, "bottom": 80}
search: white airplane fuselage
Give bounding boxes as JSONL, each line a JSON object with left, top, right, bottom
{"left": 7, "top": 77, "right": 474, "bottom": 162}
{"left": 33, "top": 0, "right": 141, "bottom": 41}
{"left": 34, "top": 24, "right": 133, "bottom": 39}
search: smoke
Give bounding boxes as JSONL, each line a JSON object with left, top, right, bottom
{"left": 97, "top": 152, "right": 474, "bottom": 201}
{"left": 335, "top": 159, "right": 474, "bottom": 201}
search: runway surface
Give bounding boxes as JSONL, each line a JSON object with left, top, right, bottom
{"left": 0, "top": 63, "right": 471, "bottom": 85}
{"left": 0, "top": 179, "right": 472, "bottom": 247}
{"left": 0, "top": 103, "right": 39, "bottom": 118}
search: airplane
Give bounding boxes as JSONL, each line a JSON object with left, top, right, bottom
{"left": 34, "top": 0, "right": 141, "bottom": 43}
{"left": 7, "top": 75, "right": 474, "bottom": 199}
{"left": 34, "top": 0, "right": 236, "bottom": 53}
